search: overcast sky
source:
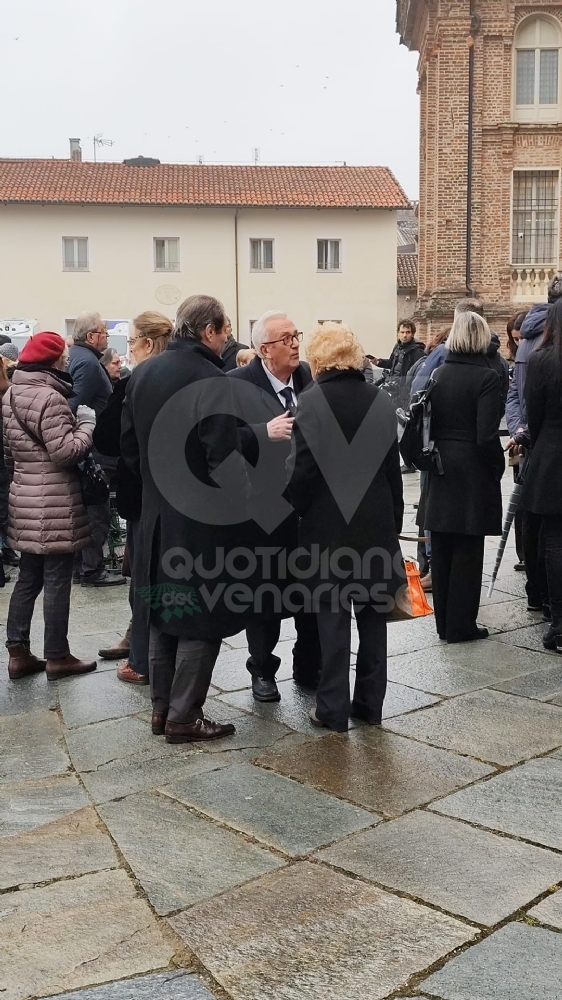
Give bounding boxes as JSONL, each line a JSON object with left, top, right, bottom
{"left": 2, "top": 0, "right": 420, "bottom": 197}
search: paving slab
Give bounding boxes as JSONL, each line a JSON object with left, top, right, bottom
{"left": 317, "top": 810, "right": 562, "bottom": 926}
{"left": 0, "top": 806, "right": 118, "bottom": 890}
{"left": 420, "top": 922, "right": 562, "bottom": 1000}
{"left": 170, "top": 861, "right": 476, "bottom": 1000}
{"left": 256, "top": 728, "right": 493, "bottom": 817}
{"left": 164, "top": 762, "right": 377, "bottom": 855}
{"left": 65, "top": 716, "right": 181, "bottom": 772}
{"left": 490, "top": 623, "right": 556, "bottom": 653}
{"left": 390, "top": 637, "right": 551, "bottom": 689}
{"left": 493, "top": 662, "right": 562, "bottom": 701}
{"left": 47, "top": 971, "right": 215, "bottom": 1000}
{"left": 386, "top": 615, "right": 443, "bottom": 657}
{"left": 0, "top": 709, "right": 69, "bottom": 784}
{"left": 99, "top": 791, "right": 285, "bottom": 914}
{"left": 68, "top": 633, "right": 128, "bottom": 671}
{"left": 81, "top": 745, "right": 235, "bottom": 804}
{"left": 58, "top": 669, "right": 151, "bottom": 728}
{"left": 528, "top": 890, "right": 562, "bottom": 929}
{"left": 385, "top": 688, "right": 562, "bottom": 765}
{"left": 477, "top": 599, "right": 543, "bottom": 632}
{"left": 431, "top": 757, "right": 562, "bottom": 850}
{"left": 0, "top": 669, "right": 58, "bottom": 715}
{"left": 0, "top": 773, "right": 90, "bottom": 837}
{"left": 0, "top": 868, "right": 175, "bottom": 1000}
{"left": 188, "top": 707, "right": 294, "bottom": 753}
{"left": 211, "top": 644, "right": 292, "bottom": 691}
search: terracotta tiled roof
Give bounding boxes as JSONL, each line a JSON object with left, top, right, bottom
{"left": 397, "top": 251, "right": 418, "bottom": 289}
{"left": 0, "top": 160, "right": 408, "bottom": 209}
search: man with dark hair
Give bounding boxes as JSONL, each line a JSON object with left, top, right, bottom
{"left": 376, "top": 320, "right": 425, "bottom": 472}
{"left": 122, "top": 294, "right": 251, "bottom": 744}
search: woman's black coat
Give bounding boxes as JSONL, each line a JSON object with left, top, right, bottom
{"left": 121, "top": 338, "right": 253, "bottom": 641}
{"left": 425, "top": 352, "right": 504, "bottom": 536}
{"left": 92, "top": 376, "right": 142, "bottom": 521}
{"left": 286, "top": 369, "right": 404, "bottom": 602}
{"left": 520, "top": 345, "right": 562, "bottom": 517}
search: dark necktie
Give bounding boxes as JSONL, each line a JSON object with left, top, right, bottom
{"left": 279, "top": 386, "right": 296, "bottom": 416}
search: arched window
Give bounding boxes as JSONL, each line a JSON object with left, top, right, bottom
{"left": 514, "top": 17, "right": 562, "bottom": 123}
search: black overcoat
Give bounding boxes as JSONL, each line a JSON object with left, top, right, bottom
{"left": 121, "top": 338, "right": 253, "bottom": 641}
{"left": 227, "top": 356, "right": 313, "bottom": 611}
{"left": 520, "top": 346, "right": 562, "bottom": 517}
{"left": 93, "top": 376, "right": 142, "bottom": 521}
{"left": 285, "top": 369, "right": 404, "bottom": 602}
{"left": 221, "top": 337, "right": 250, "bottom": 373}
{"left": 425, "top": 353, "right": 504, "bottom": 536}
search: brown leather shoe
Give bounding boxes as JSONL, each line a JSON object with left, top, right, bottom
{"left": 7, "top": 643, "right": 47, "bottom": 681}
{"left": 152, "top": 710, "right": 168, "bottom": 736}
{"left": 46, "top": 654, "right": 97, "bottom": 681}
{"left": 117, "top": 662, "right": 149, "bottom": 685}
{"left": 98, "top": 625, "right": 131, "bottom": 659}
{"left": 165, "top": 718, "right": 236, "bottom": 744}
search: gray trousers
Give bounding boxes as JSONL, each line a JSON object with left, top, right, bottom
{"left": 149, "top": 625, "right": 221, "bottom": 723}
{"left": 7, "top": 552, "right": 74, "bottom": 658}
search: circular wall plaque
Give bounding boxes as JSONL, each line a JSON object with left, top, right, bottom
{"left": 155, "top": 284, "right": 181, "bottom": 305}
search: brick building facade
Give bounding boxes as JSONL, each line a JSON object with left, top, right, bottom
{"left": 397, "top": 1, "right": 562, "bottom": 339}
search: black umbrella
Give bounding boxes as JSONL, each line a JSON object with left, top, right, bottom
{"left": 487, "top": 480, "right": 524, "bottom": 597}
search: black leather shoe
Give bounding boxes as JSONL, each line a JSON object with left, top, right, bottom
{"left": 447, "top": 627, "right": 489, "bottom": 644}
{"left": 350, "top": 704, "right": 382, "bottom": 726}
{"left": 252, "top": 676, "right": 281, "bottom": 702}
{"left": 293, "top": 671, "right": 320, "bottom": 690}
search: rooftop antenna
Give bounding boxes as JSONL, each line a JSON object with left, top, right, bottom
{"left": 197, "top": 154, "right": 204, "bottom": 164}
{"left": 253, "top": 147, "right": 260, "bottom": 165}
{"left": 93, "top": 134, "right": 114, "bottom": 163}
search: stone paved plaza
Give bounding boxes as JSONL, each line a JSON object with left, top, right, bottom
{"left": 1, "top": 476, "right": 562, "bottom": 999}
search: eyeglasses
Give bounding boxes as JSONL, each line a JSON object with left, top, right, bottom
{"left": 265, "top": 332, "right": 304, "bottom": 347}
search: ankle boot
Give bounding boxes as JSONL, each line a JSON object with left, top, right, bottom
{"left": 7, "top": 643, "right": 47, "bottom": 681}
{"left": 543, "top": 618, "right": 562, "bottom": 652}
{"left": 46, "top": 653, "right": 97, "bottom": 681}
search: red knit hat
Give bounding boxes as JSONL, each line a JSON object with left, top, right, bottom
{"left": 19, "top": 332, "right": 66, "bottom": 366}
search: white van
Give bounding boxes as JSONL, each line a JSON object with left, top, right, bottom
{"left": 0, "top": 320, "right": 37, "bottom": 352}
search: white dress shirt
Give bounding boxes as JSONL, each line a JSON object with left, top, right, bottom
{"left": 261, "top": 360, "right": 296, "bottom": 411}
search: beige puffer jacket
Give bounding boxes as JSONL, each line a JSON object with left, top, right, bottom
{"left": 3, "top": 368, "right": 94, "bottom": 554}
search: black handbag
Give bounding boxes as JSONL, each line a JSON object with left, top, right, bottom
{"left": 9, "top": 394, "right": 109, "bottom": 508}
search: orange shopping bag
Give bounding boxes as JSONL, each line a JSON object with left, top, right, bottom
{"left": 388, "top": 557, "right": 433, "bottom": 623}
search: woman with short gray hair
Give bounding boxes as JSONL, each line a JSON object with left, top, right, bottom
{"left": 425, "top": 311, "right": 504, "bottom": 643}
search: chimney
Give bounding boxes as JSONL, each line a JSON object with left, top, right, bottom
{"left": 69, "top": 138, "right": 82, "bottom": 162}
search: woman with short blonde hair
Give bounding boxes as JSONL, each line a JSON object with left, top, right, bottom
{"left": 425, "top": 310, "right": 504, "bottom": 643}
{"left": 286, "top": 322, "right": 404, "bottom": 732}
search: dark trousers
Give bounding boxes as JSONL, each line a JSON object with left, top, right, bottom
{"left": 315, "top": 601, "right": 387, "bottom": 732}
{"left": 149, "top": 625, "right": 221, "bottom": 724}
{"left": 75, "top": 501, "right": 111, "bottom": 580}
{"left": 246, "top": 611, "right": 322, "bottom": 682}
{"left": 542, "top": 516, "right": 562, "bottom": 624}
{"left": 127, "top": 520, "right": 148, "bottom": 675}
{"left": 522, "top": 510, "right": 548, "bottom": 609}
{"left": 431, "top": 531, "right": 485, "bottom": 642}
{"left": 7, "top": 551, "right": 74, "bottom": 658}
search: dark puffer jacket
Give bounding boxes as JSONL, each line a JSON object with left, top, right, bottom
{"left": 3, "top": 368, "right": 93, "bottom": 554}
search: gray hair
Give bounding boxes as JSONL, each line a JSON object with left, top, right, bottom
{"left": 446, "top": 311, "right": 491, "bottom": 355}
{"left": 101, "top": 347, "right": 119, "bottom": 367}
{"left": 455, "top": 297, "right": 485, "bottom": 318}
{"left": 73, "top": 312, "right": 103, "bottom": 343}
{"left": 251, "top": 311, "right": 287, "bottom": 350}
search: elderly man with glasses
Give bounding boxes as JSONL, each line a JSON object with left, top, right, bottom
{"left": 228, "top": 310, "right": 322, "bottom": 702}
{"left": 68, "top": 312, "right": 125, "bottom": 588}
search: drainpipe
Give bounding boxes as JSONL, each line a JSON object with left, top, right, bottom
{"left": 466, "top": 8, "right": 481, "bottom": 294}
{"left": 234, "top": 209, "right": 240, "bottom": 336}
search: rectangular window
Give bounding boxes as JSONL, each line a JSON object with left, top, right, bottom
{"left": 250, "top": 239, "right": 274, "bottom": 271}
{"left": 540, "top": 49, "right": 559, "bottom": 105}
{"left": 317, "top": 239, "right": 341, "bottom": 271}
{"left": 154, "top": 237, "right": 180, "bottom": 271}
{"left": 512, "top": 170, "right": 559, "bottom": 265}
{"left": 516, "top": 49, "right": 536, "bottom": 105}
{"left": 63, "top": 237, "right": 88, "bottom": 271}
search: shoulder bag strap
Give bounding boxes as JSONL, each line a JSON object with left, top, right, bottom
{"left": 9, "top": 393, "right": 46, "bottom": 450}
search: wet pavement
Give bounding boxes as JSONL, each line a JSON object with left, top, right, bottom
{"left": 1, "top": 474, "right": 562, "bottom": 999}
